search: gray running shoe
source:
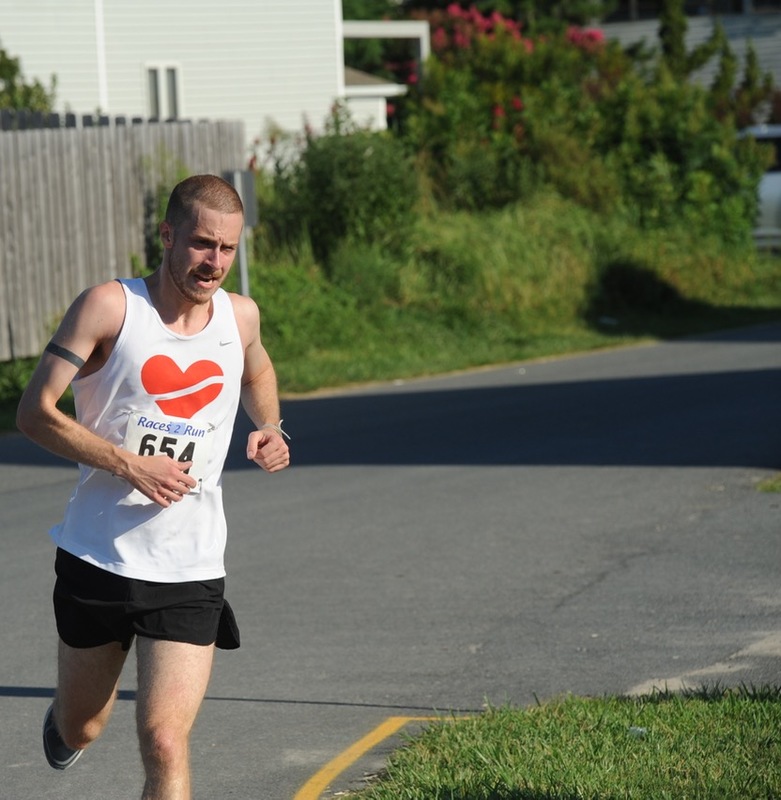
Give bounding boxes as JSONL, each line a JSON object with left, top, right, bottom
{"left": 42, "top": 704, "right": 84, "bottom": 770}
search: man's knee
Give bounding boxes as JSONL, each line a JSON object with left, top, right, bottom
{"left": 55, "top": 702, "right": 109, "bottom": 750}
{"left": 138, "top": 722, "right": 190, "bottom": 769}
{"left": 56, "top": 637, "right": 128, "bottom": 749}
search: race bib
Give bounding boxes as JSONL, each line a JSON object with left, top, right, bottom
{"left": 123, "top": 412, "right": 215, "bottom": 494}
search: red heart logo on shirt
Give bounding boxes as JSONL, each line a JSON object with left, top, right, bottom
{"left": 141, "top": 356, "right": 224, "bottom": 418}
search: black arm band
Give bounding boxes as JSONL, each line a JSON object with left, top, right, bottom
{"left": 45, "top": 342, "right": 86, "bottom": 369}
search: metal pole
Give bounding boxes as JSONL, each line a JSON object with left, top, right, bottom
{"left": 234, "top": 170, "right": 250, "bottom": 297}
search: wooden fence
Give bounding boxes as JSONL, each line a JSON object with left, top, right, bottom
{"left": 0, "top": 118, "right": 246, "bottom": 361}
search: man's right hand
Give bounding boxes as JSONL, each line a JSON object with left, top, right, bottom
{"left": 121, "top": 454, "right": 198, "bottom": 507}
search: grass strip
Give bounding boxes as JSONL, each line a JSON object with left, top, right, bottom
{"left": 346, "top": 686, "right": 781, "bottom": 799}
{"left": 758, "top": 474, "right": 781, "bottom": 493}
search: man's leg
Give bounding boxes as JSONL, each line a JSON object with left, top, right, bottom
{"left": 135, "top": 638, "right": 215, "bottom": 800}
{"left": 55, "top": 638, "right": 130, "bottom": 749}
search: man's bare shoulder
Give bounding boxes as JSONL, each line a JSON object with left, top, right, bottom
{"left": 73, "top": 279, "right": 125, "bottom": 307}
{"left": 226, "top": 291, "right": 260, "bottom": 330}
{"left": 226, "top": 291, "right": 260, "bottom": 317}
{"left": 63, "top": 280, "right": 127, "bottom": 339}
{"left": 225, "top": 291, "right": 264, "bottom": 357}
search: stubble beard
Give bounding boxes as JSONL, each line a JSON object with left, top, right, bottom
{"left": 168, "top": 256, "right": 221, "bottom": 306}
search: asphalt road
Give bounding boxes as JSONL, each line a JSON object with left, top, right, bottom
{"left": 1, "top": 323, "right": 780, "bottom": 799}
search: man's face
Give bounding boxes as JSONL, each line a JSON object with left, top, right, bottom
{"left": 161, "top": 203, "right": 244, "bottom": 305}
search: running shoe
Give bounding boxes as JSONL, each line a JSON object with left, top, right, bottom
{"left": 42, "top": 704, "right": 83, "bottom": 770}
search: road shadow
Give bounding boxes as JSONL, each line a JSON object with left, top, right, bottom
{"left": 3, "top": 325, "right": 779, "bottom": 471}
{"left": 0, "top": 685, "right": 479, "bottom": 713}
{"left": 585, "top": 261, "right": 781, "bottom": 341}
{"left": 224, "top": 364, "right": 780, "bottom": 470}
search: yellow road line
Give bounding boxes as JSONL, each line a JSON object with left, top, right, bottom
{"left": 293, "top": 715, "right": 436, "bottom": 800}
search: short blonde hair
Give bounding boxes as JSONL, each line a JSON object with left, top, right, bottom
{"left": 164, "top": 174, "right": 243, "bottom": 228}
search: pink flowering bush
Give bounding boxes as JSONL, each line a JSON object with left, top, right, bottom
{"left": 428, "top": 4, "right": 525, "bottom": 56}
{"left": 403, "top": 5, "right": 619, "bottom": 210}
{"left": 398, "top": 2, "right": 767, "bottom": 240}
{"left": 565, "top": 25, "right": 606, "bottom": 53}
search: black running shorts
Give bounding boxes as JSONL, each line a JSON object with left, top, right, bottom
{"left": 53, "top": 548, "right": 240, "bottom": 651}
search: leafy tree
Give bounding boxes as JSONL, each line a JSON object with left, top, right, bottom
{"left": 343, "top": 0, "right": 400, "bottom": 17}
{"left": 513, "top": 0, "right": 615, "bottom": 33}
{"left": 658, "top": 0, "right": 687, "bottom": 77}
{"left": 398, "top": 2, "right": 768, "bottom": 242}
{"left": 0, "top": 43, "right": 55, "bottom": 112}
{"left": 399, "top": 1, "right": 615, "bottom": 33}
{"left": 709, "top": 36, "right": 775, "bottom": 126}
{"left": 734, "top": 41, "right": 774, "bottom": 126}
{"left": 658, "top": 0, "right": 723, "bottom": 80}
{"left": 709, "top": 31, "right": 738, "bottom": 120}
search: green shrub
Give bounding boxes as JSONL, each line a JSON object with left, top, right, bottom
{"left": 327, "top": 239, "right": 405, "bottom": 307}
{"left": 0, "top": 44, "right": 56, "bottom": 111}
{"left": 258, "top": 105, "right": 419, "bottom": 272}
{"left": 398, "top": 5, "right": 769, "bottom": 243}
{"left": 408, "top": 193, "right": 600, "bottom": 326}
{"left": 249, "top": 248, "right": 368, "bottom": 360}
{"left": 441, "top": 138, "right": 542, "bottom": 211}
{"left": 0, "top": 357, "right": 36, "bottom": 404}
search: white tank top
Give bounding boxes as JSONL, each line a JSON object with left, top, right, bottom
{"left": 50, "top": 278, "right": 244, "bottom": 582}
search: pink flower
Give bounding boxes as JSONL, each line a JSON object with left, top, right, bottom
{"left": 432, "top": 27, "right": 449, "bottom": 51}
{"left": 511, "top": 96, "right": 524, "bottom": 112}
{"left": 566, "top": 25, "right": 605, "bottom": 52}
{"left": 453, "top": 30, "right": 471, "bottom": 49}
{"left": 492, "top": 105, "right": 506, "bottom": 130}
{"left": 584, "top": 27, "right": 605, "bottom": 43}
{"left": 469, "top": 6, "right": 491, "bottom": 31}
{"left": 473, "top": 15, "right": 491, "bottom": 33}
{"left": 407, "top": 72, "right": 418, "bottom": 85}
{"left": 446, "top": 2, "right": 465, "bottom": 18}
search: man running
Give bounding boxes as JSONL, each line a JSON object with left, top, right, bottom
{"left": 17, "top": 174, "right": 290, "bottom": 800}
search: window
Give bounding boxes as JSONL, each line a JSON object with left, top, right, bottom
{"left": 146, "top": 64, "right": 181, "bottom": 120}
{"left": 165, "top": 68, "right": 179, "bottom": 119}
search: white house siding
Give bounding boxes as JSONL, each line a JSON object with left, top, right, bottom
{"left": 0, "top": 1, "right": 344, "bottom": 152}
{"left": 602, "top": 14, "right": 781, "bottom": 92}
{"left": 345, "top": 96, "right": 389, "bottom": 130}
{"left": 105, "top": 1, "right": 343, "bottom": 145}
{"left": 0, "top": 0, "right": 100, "bottom": 114}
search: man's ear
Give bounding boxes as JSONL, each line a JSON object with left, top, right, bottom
{"left": 159, "top": 220, "right": 174, "bottom": 249}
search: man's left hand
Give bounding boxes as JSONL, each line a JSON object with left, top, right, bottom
{"left": 246, "top": 430, "right": 290, "bottom": 473}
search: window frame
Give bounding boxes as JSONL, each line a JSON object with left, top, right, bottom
{"left": 144, "top": 62, "right": 183, "bottom": 121}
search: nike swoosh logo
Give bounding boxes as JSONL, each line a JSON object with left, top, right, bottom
{"left": 219, "top": 340, "right": 233, "bottom": 346}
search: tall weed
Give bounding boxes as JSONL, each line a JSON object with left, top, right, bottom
{"left": 410, "top": 194, "right": 599, "bottom": 324}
